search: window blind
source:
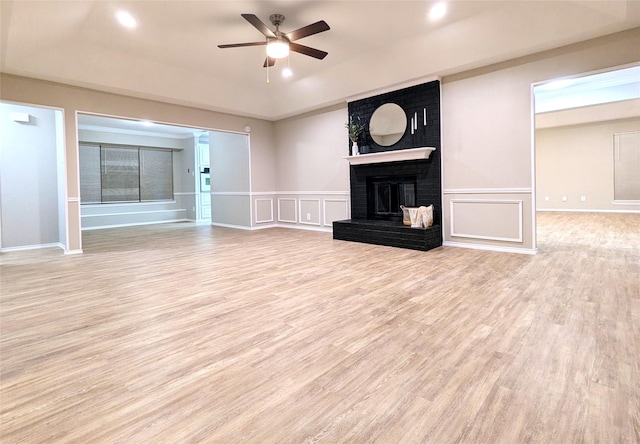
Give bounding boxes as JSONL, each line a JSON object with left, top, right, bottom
{"left": 79, "top": 144, "right": 101, "bottom": 204}
{"left": 79, "top": 144, "right": 174, "bottom": 204}
{"left": 100, "top": 146, "right": 140, "bottom": 203}
{"left": 140, "top": 148, "right": 173, "bottom": 201}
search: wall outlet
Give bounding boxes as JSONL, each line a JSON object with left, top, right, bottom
{"left": 306, "top": 213, "right": 311, "bottom": 221}
{"left": 581, "top": 196, "right": 586, "bottom": 202}
{"left": 562, "top": 196, "right": 567, "bottom": 202}
{"left": 544, "top": 196, "right": 549, "bottom": 201}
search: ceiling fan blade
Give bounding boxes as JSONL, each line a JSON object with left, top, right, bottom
{"left": 241, "top": 13, "right": 276, "bottom": 38}
{"left": 218, "top": 42, "right": 266, "bottom": 49}
{"left": 263, "top": 57, "right": 276, "bottom": 68}
{"left": 289, "top": 42, "right": 328, "bottom": 60}
{"left": 285, "top": 20, "right": 330, "bottom": 41}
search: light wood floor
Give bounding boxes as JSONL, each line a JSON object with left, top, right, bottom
{"left": 1, "top": 212, "right": 639, "bottom": 443}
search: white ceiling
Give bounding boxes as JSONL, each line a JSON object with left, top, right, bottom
{"left": 534, "top": 65, "right": 640, "bottom": 113}
{"left": 77, "top": 113, "right": 208, "bottom": 138}
{"left": 2, "top": 1, "right": 640, "bottom": 121}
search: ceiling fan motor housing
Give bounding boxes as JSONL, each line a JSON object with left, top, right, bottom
{"left": 270, "top": 14, "right": 285, "bottom": 27}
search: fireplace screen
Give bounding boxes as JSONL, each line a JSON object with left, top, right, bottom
{"left": 370, "top": 178, "right": 416, "bottom": 218}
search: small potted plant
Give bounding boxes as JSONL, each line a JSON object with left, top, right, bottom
{"left": 345, "top": 116, "right": 365, "bottom": 156}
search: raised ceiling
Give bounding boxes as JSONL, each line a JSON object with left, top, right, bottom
{"left": 1, "top": 1, "right": 639, "bottom": 121}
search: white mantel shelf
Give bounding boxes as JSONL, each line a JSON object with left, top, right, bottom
{"left": 343, "top": 147, "right": 436, "bottom": 165}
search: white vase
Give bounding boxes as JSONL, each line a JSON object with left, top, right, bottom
{"left": 351, "top": 141, "right": 359, "bottom": 156}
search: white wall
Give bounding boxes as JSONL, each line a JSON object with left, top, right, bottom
{"left": 0, "top": 102, "right": 63, "bottom": 250}
{"left": 441, "top": 28, "right": 640, "bottom": 253}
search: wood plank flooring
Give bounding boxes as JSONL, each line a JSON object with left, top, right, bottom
{"left": 1, "top": 212, "right": 639, "bottom": 443}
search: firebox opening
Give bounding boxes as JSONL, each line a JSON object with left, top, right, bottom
{"left": 367, "top": 176, "right": 416, "bottom": 220}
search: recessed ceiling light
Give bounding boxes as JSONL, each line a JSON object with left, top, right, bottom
{"left": 282, "top": 67, "right": 293, "bottom": 78}
{"left": 429, "top": 3, "right": 447, "bottom": 21}
{"left": 117, "top": 10, "right": 137, "bottom": 29}
{"left": 140, "top": 120, "right": 154, "bottom": 127}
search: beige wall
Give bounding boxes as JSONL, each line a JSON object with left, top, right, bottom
{"left": 536, "top": 118, "right": 640, "bottom": 211}
{"left": 442, "top": 28, "right": 640, "bottom": 253}
{"left": 0, "top": 74, "right": 276, "bottom": 251}
{"left": 270, "top": 104, "right": 351, "bottom": 230}
{"left": 274, "top": 104, "right": 349, "bottom": 192}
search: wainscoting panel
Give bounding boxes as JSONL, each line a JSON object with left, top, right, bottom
{"left": 323, "top": 199, "right": 349, "bottom": 227}
{"left": 442, "top": 188, "right": 535, "bottom": 254}
{"left": 450, "top": 199, "right": 523, "bottom": 242}
{"left": 255, "top": 198, "right": 274, "bottom": 224}
{"left": 277, "top": 198, "right": 297, "bottom": 223}
{"left": 273, "top": 192, "right": 350, "bottom": 231}
{"left": 299, "top": 199, "right": 321, "bottom": 226}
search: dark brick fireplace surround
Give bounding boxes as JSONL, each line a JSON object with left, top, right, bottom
{"left": 333, "top": 80, "right": 443, "bottom": 251}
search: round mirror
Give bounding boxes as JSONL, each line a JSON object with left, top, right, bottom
{"left": 369, "top": 103, "right": 407, "bottom": 146}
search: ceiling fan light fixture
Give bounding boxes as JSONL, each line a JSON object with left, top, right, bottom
{"left": 266, "top": 38, "right": 290, "bottom": 59}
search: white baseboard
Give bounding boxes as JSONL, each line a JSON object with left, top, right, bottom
{"left": 536, "top": 208, "right": 640, "bottom": 214}
{"left": 210, "top": 222, "right": 332, "bottom": 233}
{"left": 273, "top": 223, "right": 332, "bottom": 233}
{"left": 210, "top": 222, "right": 253, "bottom": 231}
{"left": 251, "top": 223, "right": 279, "bottom": 230}
{"left": 443, "top": 240, "right": 537, "bottom": 255}
{"left": 1, "top": 242, "right": 65, "bottom": 253}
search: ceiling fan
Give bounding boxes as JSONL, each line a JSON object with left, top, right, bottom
{"left": 218, "top": 14, "right": 330, "bottom": 68}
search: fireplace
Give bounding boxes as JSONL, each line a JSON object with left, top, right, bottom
{"left": 333, "top": 79, "right": 442, "bottom": 251}
{"left": 348, "top": 159, "right": 439, "bottom": 221}
{"left": 333, "top": 157, "right": 443, "bottom": 251}
{"left": 368, "top": 176, "right": 416, "bottom": 221}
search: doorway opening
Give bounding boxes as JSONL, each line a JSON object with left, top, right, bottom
{"left": 76, "top": 114, "right": 251, "bottom": 235}
{"left": 0, "top": 102, "right": 66, "bottom": 252}
{"left": 532, "top": 64, "right": 640, "bottom": 250}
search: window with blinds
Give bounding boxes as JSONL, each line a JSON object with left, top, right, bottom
{"left": 101, "top": 146, "right": 140, "bottom": 202}
{"left": 79, "top": 144, "right": 173, "bottom": 204}
{"left": 79, "top": 144, "right": 102, "bottom": 204}
{"left": 140, "top": 148, "right": 173, "bottom": 201}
